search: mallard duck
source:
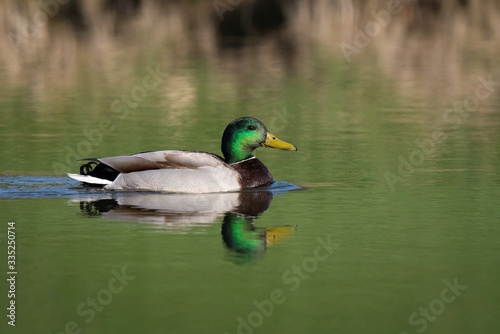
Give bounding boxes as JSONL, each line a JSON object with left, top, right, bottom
{"left": 67, "top": 117, "right": 297, "bottom": 193}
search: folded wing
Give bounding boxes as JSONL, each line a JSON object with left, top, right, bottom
{"left": 82, "top": 150, "right": 228, "bottom": 173}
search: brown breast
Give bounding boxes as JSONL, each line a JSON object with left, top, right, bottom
{"left": 230, "top": 157, "right": 273, "bottom": 190}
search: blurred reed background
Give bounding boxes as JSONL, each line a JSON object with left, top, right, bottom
{"left": 1, "top": 0, "right": 499, "bottom": 102}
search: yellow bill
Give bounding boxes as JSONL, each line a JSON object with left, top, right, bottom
{"left": 262, "top": 132, "right": 297, "bottom": 151}
{"left": 265, "top": 226, "right": 297, "bottom": 246}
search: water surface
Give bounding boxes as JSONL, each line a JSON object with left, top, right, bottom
{"left": 1, "top": 9, "right": 500, "bottom": 333}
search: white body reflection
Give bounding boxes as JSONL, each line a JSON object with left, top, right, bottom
{"left": 71, "top": 182, "right": 301, "bottom": 260}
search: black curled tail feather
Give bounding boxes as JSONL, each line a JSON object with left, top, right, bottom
{"left": 79, "top": 161, "right": 120, "bottom": 182}
{"left": 80, "top": 161, "right": 98, "bottom": 175}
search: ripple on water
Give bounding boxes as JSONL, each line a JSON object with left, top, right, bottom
{"left": 0, "top": 176, "right": 303, "bottom": 199}
{"left": 0, "top": 176, "right": 103, "bottom": 199}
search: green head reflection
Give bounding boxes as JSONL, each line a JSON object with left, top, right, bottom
{"left": 221, "top": 212, "right": 266, "bottom": 254}
{"left": 221, "top": 208, "right": 297, "bottom": 265}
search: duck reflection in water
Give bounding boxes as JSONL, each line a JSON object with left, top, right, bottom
{"left": 75, "top": 186, "right": 297, "bottom": 261}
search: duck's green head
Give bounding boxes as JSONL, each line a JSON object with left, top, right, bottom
{"left": 221, "top": 117, "right": 297, "bottom": 164}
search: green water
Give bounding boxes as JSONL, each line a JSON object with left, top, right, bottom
{"left": 1, "top": 52, "right": 500, "bottom": 334}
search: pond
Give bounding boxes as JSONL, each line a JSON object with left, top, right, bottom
{"left": 1, "top": 1, "right": 500, "bottom": 333}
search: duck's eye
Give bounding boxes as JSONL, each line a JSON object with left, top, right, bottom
{"left": 247, "top": 125, "right": 256, "bottom": 131}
